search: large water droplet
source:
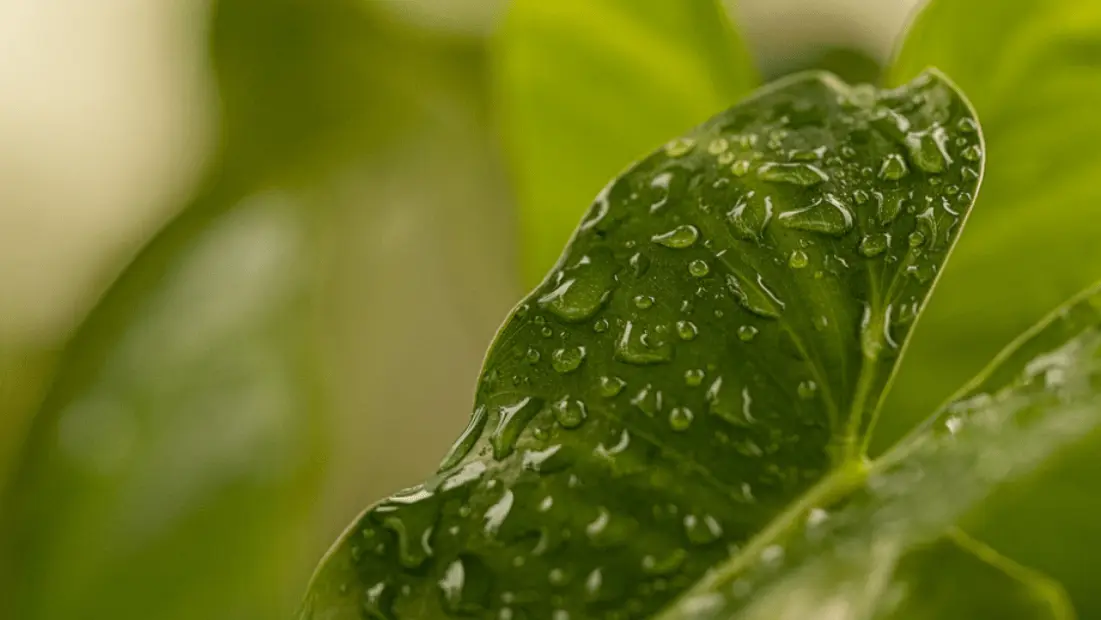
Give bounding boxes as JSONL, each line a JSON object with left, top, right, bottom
{"left": 652, "top": 224, "right": 700, "bottom": 249}
{"left": 538, "top": 252, "right": 618, "bottom": 322}
{"left": 726, "top": 273, "right": 785, "bottom": 319}
{"left": 728, "top": 191, "right": 773, "bottom": 242}
{"left": 490, "top": 397, "right": 545, "bottom": 459}
{"left": 905, "top": 125, "right": 952, "bottom": 173}
{"left": 552, "top": 396, "right": 587, "bottom": 429}
{"left": 676, "top": 320, "right": 698, "bottom": 341}
{"left": 757, "top": 162, "right": 828, "bottom": 186}
{"left": 552, "top": 346, "right": 586, "bottom": 374}
{"left": 778, "top": 193, "right": 854, "bottom": 237}
{"left": 615, "top": 321, "right": 673, "bottom": 364}
{"left": 439, "top": 405, "right": 488, "bottom": 471}
{"left": 879, "top": 153, "right": 909, "bottom": 180}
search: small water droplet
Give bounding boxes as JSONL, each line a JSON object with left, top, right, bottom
{"left": 669, "top": 407, "right": 694, "bottom": 431}
{"left": 676, "top": 320, "right": 698, "bottom": 341}
{"left": 664, "top": 138, "right": 696, "bottom": 157}
{"left": 797, "top": 380, "right": 818, "bottom": 400}
{"left": 908, "top": 231, "right": 926, "bottom": 247}
{"left": 490, "top": 397, "right": 545, "bottom": 459}
{"left": 551, "top": 346, "right": 586, "bottom": 373}
{"left": 439, "top": 405, "right": 488, "bottom": 471}
{"left": 859, "top": 233, "right": 890, "bottom": 258}
{"left": 684, "top": 369, "right": 705, "bottom": 387}
{"left": 961, "top": 144, "right": 982, "bottom": 162}
{"left": 731, "top": 159, "right": 752, "bottom": 176}
{"left": 629, "top": 252, "right": 650, "bottom": 277}
{"left": 633, "top": 295, "right": 654, "bottom": 310}
{"left": 757, "top": 162, "right": 828, "bottom": 186}
{"left": 684, "top": 514, "right": 723, "bottom": 545}
{"left": 599, "top": 376, "right": 626, "bottom": 397}
{"left": 957, "top": 117, "right": 978, "bottom": 133}
{"left": 593, "top": 318, "right": 609, "bottom": 333}
{"left": 642, "top": 549, "right": 687, "bottom": 575}
{"left": 552, "top": 397, "right": 587, "bottom": 429}
{"left": 853, "top": 189, "right": 869, "bottom": 204}
{"left": 524, "top": 347, "right": 541, "bottom": 364}
{"left": 788, "top": 250, "right": 809, "bottom": 269}
{"left": 915, "top": 206, "right": 938, "bottom": 249}
{"left": 541, "top": 326, "right": 554, "bottom": 338}
{"left": 879, "top": 153, "right": 909, "bottom": 180}
{"left": 652, "top": 224, "right": 700, "bottom": 249}
{"left": 615, "top": 321, "right": 673, "bottom": 365}
{"left": 707, "top": 138, "right": 730, "bottom": 154}
{"left": 738, "top": 325, "right": 759, "bottom": 342}
{"left": 631, "top": 384, "right": 663, "bottom": 416}
{"left": 907, "top": 261, "right": 936, "bottom": 283}
{"left": 778, "top": 193, "right": 854, "bottom": 237}
{"left": 689, "top": 259, "right": 710, "bottom": 277}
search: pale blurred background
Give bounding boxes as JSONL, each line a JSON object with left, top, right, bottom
{"left": 0, "top": 0, "right": 920, "bottom": 615}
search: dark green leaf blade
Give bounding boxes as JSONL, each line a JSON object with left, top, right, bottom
{"left": 302, "top": 70, "right": 983, "bottom": 619}
{"left": 660, "top": 284, "right": 1101, "bottom": 618}
{"left": 496, "top": 0, "right": 758, "bottom": 285}
{"left": 0, "top": 187, "right": 323, "bottom": 620}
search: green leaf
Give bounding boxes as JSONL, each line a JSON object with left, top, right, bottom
{"left": 882, "top": 1, "right": 1101, "bottom": 613}
{"left": 0, "top": 185, "right": 323, "bottom": 620}
{"left": 495, "top": 0, "right": 759, "bottom": 286}
{"left": 300, "top": 69, "right": 985, "bottom": 619}
{"left": 882, "top": 0, "right": 1101, "bottom": 441}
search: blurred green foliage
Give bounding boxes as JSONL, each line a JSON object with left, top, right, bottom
{"left": 497, "top": 0, "right": 758, "bottom": 285}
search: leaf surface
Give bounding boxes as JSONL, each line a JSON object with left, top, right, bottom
{"left": 301, "top": 70, "right": 985, "bottom": 619}
{"left": 496, "top": 0, "right": 758, "bottom": 285}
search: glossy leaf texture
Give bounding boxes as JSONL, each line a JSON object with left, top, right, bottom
{"left": 659, "top": 283, "right": 1101, "bottom": 618}
{"left": 300, "top": 70, "right": 985, "bottom": 619}
{"left": 495, "top": 0, "right": 758, "bottom": 285}
{"left": 0, "top": 183, "right": 323, "bottom": 620}
{"left": 660, "top": 284, "right": 1101, "bottom": 616}
{"left": 881, "top": 0, "right": 1101, "bottom": 613}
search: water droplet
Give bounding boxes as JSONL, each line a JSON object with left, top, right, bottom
{"left": 708, "top": 138, "right": 730, "bottom": 154}
{"left": 905, "top": 125, "right": 952, "bottom": 173}
{"left": 552, "top": 346, "right": 586, "bottom": 373}
{"left": 859, "top": 233, "right": 890, "bottom": 258}
{"left": 726, "top": 273, "right": 785, "bottom": 319}
{"left": 629, "top": 252, "right": 650, "bottom": 277}
{"left": 669, "top": 407, "right": 694, "bottom": 431}
{"left": 552, "top": 397, "right": 587, "bottom": 429}
{"left": 490, "top": 397, "right": 545, "bottom": 459}
{"left": 962, "top": 166, "right": 979, "bottom": 180}
{"left": 541, "top": 327, "right": 554, "bottom": 338}
{"left": 377, "top": 489, "right": 438, "bottom": 569}
{"left": 594, "top": 318, "right": 609, "bottom": 333}
{"left": 599, "top": 375, "right": 626, "bottom": 397}
{"left": 664, "top": 138, "right": 696, "bottom": 157}
{"left": 879, "top": 153, "right": 909, "bottom": 180}
{"left": 631, "top": 384, "right": 663, "bottom": 416}
{"left": 738, "top": 325, "right": 759, "bottom": 342}
{"left": 642, "top": 548, "right": 687, "bottom": 575}
{"left": 718, "top": 151, "right": 735, "bottom": 165}
{"left": 524, "top": 347, "right": 541, "bottom": 364}
{"left": 915, "top": 206, "right": 938, "bottom": 249}
{"left": 878, "top": 195, "right": 902, "bottom": 226}
{"left": 684, "top": 514, "right": 723, "bottom": 545}
{"left": 484, "top": 489, "right": 514, "bottom": 536}
{"left": 778, "top": 193, "right": 854, "bottom": 237}
{"left": 853, "top": 189, "right": 869, "bottom": 204}
{"left": 728, "top": 191, "right": 773, "bottom": 242}
{"left": 438, "top": 559, "right": 469, "bottom": 612}
{"left": 689, "top": 259, "right": 710, "bottom": 277}
{"left": 797, "top": 380, "right": 818, "bottom": 400}
{"left": 907, "top": 261, "right": 936, "bottom": 283}
{"left": 957, "top": 117, "right": 978, "bottom": 133}
{"left": 364, "top": 582, "right": 395, "bottom": 619}
{"left": 908, "top": 231, "right": 926, "bottom": 247}
{"left": 523, "top": 444, "right": 572, "bottom": 473}
{"left": 788, "top": 250, "right": 809, "bottom": 269}
{"left": 615, "top": 321, "right": 673, "bottom": 365}
{"left": 731, "top": 159, "right": 752, "bottom": 176}
{"left": 633, "top": 295, "right": 654, "bottom": 310}
{"left": 757, "top": 162, "right": 828, "bottom": 186}
{"left": 676, "top": 320, "right": 698, "bottom": 341}
{"left": 685, "top": 369, "right": 706, "bottom": 387}
{"left": 649, "top": 171, "right": 675, "bottom": 212}
{"left": 961, "top": 144, "right": 982, "bottom": 162}
{"left": 538, "top": 252, "right": 618, "bottom": 322}
{"left": 439, "top": 405, "right": 488, "bottom": 471}
{"left": 652, "top": 224, "right": 700, "bottom": 249}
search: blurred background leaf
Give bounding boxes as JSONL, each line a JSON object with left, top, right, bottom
{"left": 882, "top": 0, "right": 1101, "bottom": 615}
{"left": 496, "top": 0, "right": 759, "bottom": 286}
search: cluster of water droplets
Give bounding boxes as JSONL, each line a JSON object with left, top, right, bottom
{"left": 327, "top": 72, "right": 985, "bottom": 620}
